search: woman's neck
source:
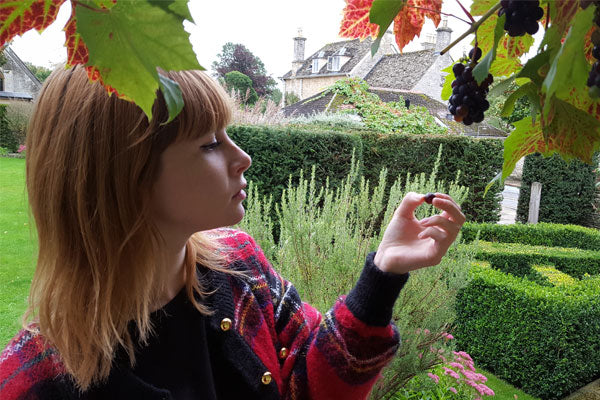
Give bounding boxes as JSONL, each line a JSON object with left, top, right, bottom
{"left": 150, "top": 244, "right": 187, "bottom": 312}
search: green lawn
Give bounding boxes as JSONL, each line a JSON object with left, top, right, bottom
{"left": 0, "top": 157, "right": 36, "bottom": 348}
{"left": 478, "top": 368, "right": 540, "bottom": 400}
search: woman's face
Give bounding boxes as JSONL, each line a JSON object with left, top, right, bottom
{"left": 150, "top": 128, "right": 251, "bottom": 243}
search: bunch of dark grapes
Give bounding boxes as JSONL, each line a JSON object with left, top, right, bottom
{"left": 586, "top": 2, "right": 600, "bottom": 98}
{"left": 447, "top": 47, "right": 492, "bottom": 126}
{"left": 499, "top": 0, "right": 544, "bottom": 37}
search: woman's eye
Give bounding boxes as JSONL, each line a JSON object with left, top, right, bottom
{"left": 201, "top": 141, "right": 222, "bottom": 151}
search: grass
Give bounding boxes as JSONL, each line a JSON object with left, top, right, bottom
{"left": 0, "top": 157, "right": 36, "bottom": 348}
{"left": 478, "top": 368, "right": 540, "bottom": 400}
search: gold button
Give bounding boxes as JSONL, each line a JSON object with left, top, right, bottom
{"left": 220, "top": 318, "right": 232, "bottom": 331}
{"left": 279, "top": 347, "right": 289, "bottom": 359}
{"left": 261, "top": 371, "right": 272, "bottom": 385}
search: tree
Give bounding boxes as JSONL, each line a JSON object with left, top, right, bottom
{"left": 24, "top": 62, "right": 51, "bottom": 82}
{"left": 224, "top": 71, "right": 258, "bottom": 105}
{"left": 212, "top": 42, "right": 276, "bottom": 97}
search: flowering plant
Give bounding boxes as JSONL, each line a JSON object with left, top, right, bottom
{"left": 394, "top": 333, "right": 494, "bottom": 400}
{"left": 17, "top": 145, "right": 26, "bottom": 154}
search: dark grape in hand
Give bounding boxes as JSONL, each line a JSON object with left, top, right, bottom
{"left": 424, "top": 193, "right": 436, "bottom": 204}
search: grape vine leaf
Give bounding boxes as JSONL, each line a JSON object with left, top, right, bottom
{"left": 0, "top": 0, "right": 65, "bottom": 46}
{"left": 470, "top": 0, "right": 496, "bottom": 16}
{"left": 473, "top": 13, "right": 505, "bottom": 85}
{"left": 503, "top": 98, "right": 600, "bottom": 181}
{"left": 440, "top": 63, "right": 454, "bottom": 101}
{"left": 158, "top": 74, "right": 184, "bottom": 124}
{"left": 518, "top": 50, "right": 551, "bottom": 87}
{"left": 551, "top": 0, "right": 581, "bottom": 36}
{"left": 369, "top": 0, "right": 406, "bottom": 56}
{"left": 75, "top": 0, "right": 202, "bottom": 120}
{"left": 503, "top": 34, "right": 534, "bottom": 60}
{"left": 339, "top": 0, "right": 380, "bottom": 40}
{"left": 542, "top": 6, "right": 593, "bottom": 119}
{"left": 501, "top": 81, "right": 540, "bottom": 123}
{"left": 391, "top": 0, "right": 441, "bottom": 52}
{"left": 584, "top": 26, "right": 595, "bottom": 64}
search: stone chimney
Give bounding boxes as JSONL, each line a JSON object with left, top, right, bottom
{"left": 292, "top": 28, "right": 306, "bottom": 77}
{"left": 435, "top": 17, "right": 452, "bottom": 53}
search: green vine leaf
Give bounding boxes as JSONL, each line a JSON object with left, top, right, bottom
{"left": 473, "top": 13, "right": 505, "bottom": 85}
{"left": 501, "top": 81, "right": 540, "bottom": 123}
{"left": 76, "top": 0, "right": 202, "bottom": 120}
{"left": 369, "top": 0, "right": 406, "bottom": 56}
{"left": 542, "top": 6, "right": 593, "bottom": 119}
{"left": 441, "top": 63, "right": 454, "bottom": 101}
{"left": 470, "top": 0, "right": 497, "bottom": 16}
{"left": 158, "top": 74, "right": 184, "bottom": 124}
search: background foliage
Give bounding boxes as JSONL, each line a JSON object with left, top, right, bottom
{"left": 516, "top": 153, "right": 598, "bottom": 226}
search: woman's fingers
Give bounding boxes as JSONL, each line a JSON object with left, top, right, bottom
{"left": 430, "top": 195, "right": 466, "bottom": 225}
{"left": 420, "top": 215, "right": 461, "bottom": 236}
{"left": 418, "top": 226, "right": 447, "bottom": 242}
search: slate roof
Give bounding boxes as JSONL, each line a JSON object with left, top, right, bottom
{"left": 282, "top": 38, "right": 373, "bottom": 79}
{"left": 365, "top": 51, "right": 439, "bottom": 90}
{"left": 0, "top": 91, "right": 33, "bottom": 100}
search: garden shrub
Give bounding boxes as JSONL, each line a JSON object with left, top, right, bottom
{"left": 455, "top": 265, "right": 600, "bottom": 400}
{"left": 0, "top": 104, "right": 18, "bottom": 152}
{"left": 461, "top": 222, "right": 600, "bottom": 250}
{"left": 360, "top": 132, "right": 503, "bottom": 223}
{"left": 516, "top": 153, "right": 597, "bottom": 226}
{"left": 469, "top": 241, "right": 600, "bottom": 279}
{"left": 229, "top": 124, "right": 504, "bottom": 223}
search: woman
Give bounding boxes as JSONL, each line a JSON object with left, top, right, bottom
{"left": 0, "top": 65, "right": 465, "bottom": 399}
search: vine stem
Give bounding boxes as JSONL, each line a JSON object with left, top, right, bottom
{"left": 455, "top": 0, "right": 475, "bottom": 23}
{"left": 407, "top": 6, "right": 472, "bottom": 25}
{"left": 71, "top": 0, "right": 109, "bottom": 12}
{"left": 439, "top": 2, "right": 502, "bottom": 56}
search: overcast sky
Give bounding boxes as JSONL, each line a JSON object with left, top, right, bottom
{"left": 10, "top": 0, "right": 477, "bottom": 86}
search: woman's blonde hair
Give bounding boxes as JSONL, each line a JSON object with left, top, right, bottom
{"left": 25, "top": 65, "right": 235, "bottom": 391}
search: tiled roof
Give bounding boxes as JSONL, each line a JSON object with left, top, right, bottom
{"left": 282, "top": 38, "right": 372, "bottom": 79}
{"left": 365, "top": 50, "right": 439, "bottom": 90}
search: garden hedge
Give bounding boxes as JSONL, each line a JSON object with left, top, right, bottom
{"left": 229, "top": 125, "right": 504, "bottom": 223}
{"left": 469, "top": 241, "right": 600, "bottom": 279}
{"left": 516, "top": 153, "right": 598, "bottom": 226}
{"left": 0, "top": 104, "right": 17, "bottom": 152}
{"left": 456, "top": 265, "right": 600, "bottom": 400}
{"left": 461, "top": 222, "right": 600, "bottom": 250}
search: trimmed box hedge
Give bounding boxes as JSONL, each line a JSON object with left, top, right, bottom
{"left": 229, "top": 125, "right": 504, "bottom": 223}
{"left": 461, "top": 222, "right": 600, "bottom": 251}
{"left": 469, "top": 241, "right": 600, "bottom": 279}
{"left": 516, "top": 153, "right": 598, "bottom": 227}
{"left": 456, "top": 265, "right": 600, "bottom": 400}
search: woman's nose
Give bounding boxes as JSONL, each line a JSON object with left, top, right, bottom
{"left": 233, "top": 144, "right": 251, "bottom": 175}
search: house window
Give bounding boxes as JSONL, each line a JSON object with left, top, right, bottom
{"left": 312, "top": 59, "right": 319, "bottom": 73}
{"left": 0, "top": 77, "right": 3, "bottom": 91}
{"left": 327, "top": 56, "right": 340, "bottom": 71}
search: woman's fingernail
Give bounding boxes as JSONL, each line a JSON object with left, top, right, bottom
{"left": 421, "top": 217, "right": 430, "bottom": 224}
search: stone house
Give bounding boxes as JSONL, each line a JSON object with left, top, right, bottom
{"left": 281, "top": 20, "right": 453, "bottom": 104}
{"left": 0, "top": 46, "right": 42, "bottom": 104}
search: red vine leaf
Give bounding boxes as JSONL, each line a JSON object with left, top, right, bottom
{"left": 584, "top": 26, "right": 594, "bottom": 64}
{"left": 502, "top": 34, "right": 534, "bottom": 59}
{"left": 0, "top": 0, "right": 65, "bottom": 47}
{"left": 339, "top": 0, "right": 380, "bottom": 40}
{"left": 392, "top": 0, "right": 441, "bottom": 51}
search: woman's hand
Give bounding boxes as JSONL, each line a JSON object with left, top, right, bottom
{"left": 374, "top": 192, "right": 466, "bottom": 274}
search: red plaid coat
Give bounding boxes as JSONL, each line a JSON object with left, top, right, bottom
{"left": 0, "top": 229, "right": 409, "bottom": 399}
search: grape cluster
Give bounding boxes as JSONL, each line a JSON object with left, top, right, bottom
{"left": 586, "top": 2, "right": 600, "bottom": 98}
{"left": 447, "top": 47, "right": 492, "bottom": 126}
{"left": 499, "top": 0, "right": 544, "bottom": 37}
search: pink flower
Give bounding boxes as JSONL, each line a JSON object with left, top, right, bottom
{"left": 427, "top": 372, "right": 440, "bottom": 384}
{"left": 17, "top": 145, "right": 26, "bottom": 153}
{"left": 442, "top": 332, "right": 454, "bottom": 340}
{"left": 450, "top": 362, "right": 465, "bottom": 370}
{"left": 418, "top": 352, "right": 423, "bottom": 359}
{"left": 443, "top": 367, "right": 460, "bottom": 380}
{"left": 424, "top": 329, "right": 430, "bottom": 335}
{"left": 448, "top": 387, "right": 458, "bottom": 394}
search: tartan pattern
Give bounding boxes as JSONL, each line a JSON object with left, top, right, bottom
{"left": 0, "top": 228, "right": 401, "bottom": 399}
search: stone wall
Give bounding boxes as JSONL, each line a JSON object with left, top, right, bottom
{"left": 285, "top": 75, "right": 344, "bottom": 100}
{"left": 2, "top": 47, "right": 41, "bottom": 98}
